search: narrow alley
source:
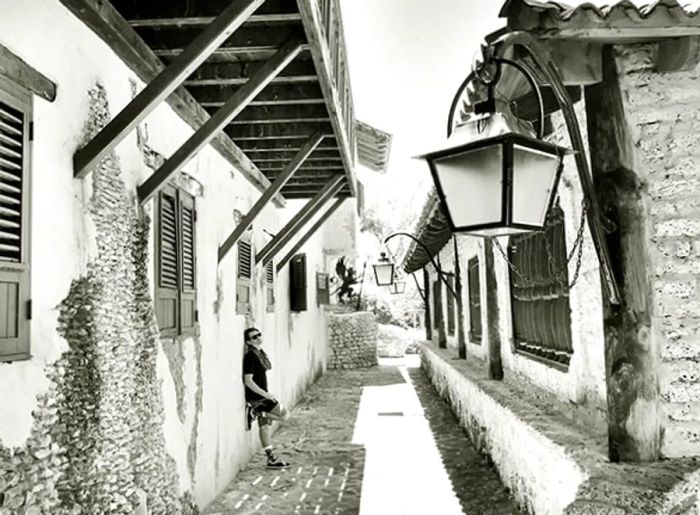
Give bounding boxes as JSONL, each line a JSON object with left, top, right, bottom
{"left": 204, "top": 356, "right": 517, "bottom": 515}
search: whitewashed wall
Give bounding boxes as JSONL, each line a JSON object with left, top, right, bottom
{"left": 0, "top": 0, "right": 337, "bottom": 508}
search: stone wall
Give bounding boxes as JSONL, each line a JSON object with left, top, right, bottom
{"left": 376, "top": 324, "right": 423, "bottom": 357}
{"left": 327, "top": 311, "right": 378, "bottom": 369}
{"left": 611, "top": 44, "right": 700, "bottom": 458}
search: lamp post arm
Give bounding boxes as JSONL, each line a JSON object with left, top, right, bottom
{"left": 489, "top": 31, "right": 621, "bottom": 305}
{"left": 384, "top": 232, "right": 458, "bottom": 301}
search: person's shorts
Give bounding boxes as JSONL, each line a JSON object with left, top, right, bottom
{"left": 250, "top": 398, "right": 285, "bottom": 426}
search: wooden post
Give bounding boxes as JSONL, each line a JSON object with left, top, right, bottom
{"left": 453, "top": 236, "right": 467, "bottom": 359}
{"left": 423, "top": 268, "right": 432, "bottom": 341}
{"left": 217, "top": 132, "right": 325, "bottom": 262}
{"left": 73, "top": 0, "right": 265, "bottom": 177}
{"left": 585, "top": 48, "right": 660, "bottom": 462}
{"left": 484, "top": 239, "right": 503, "bottom": 380}
{"left": 257, "top": 175, "right": 344, "bottom": 266}
{"left": 276, "top": 197, "right": 345, "bottom": 272}
{"left": 138, "top": 37, "right": 305, "bottom": 203}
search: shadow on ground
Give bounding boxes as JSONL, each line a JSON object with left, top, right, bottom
{"left": 406, "top": 367, "right": 521, "bottom": 515}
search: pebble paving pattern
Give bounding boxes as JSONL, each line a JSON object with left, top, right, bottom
{"left": 204, "top": 359, "right": 518, "bottom": 514}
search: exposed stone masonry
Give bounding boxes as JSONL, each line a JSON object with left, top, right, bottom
{"left": 327, "top": 310, "right": 378, "bottom": 369}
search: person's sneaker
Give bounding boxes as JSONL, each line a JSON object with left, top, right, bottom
{"left": 245, "top": 403, "right": 256, "bottom": 431}
{"left": 266, "top": 455, "right": 290, "bottom": 469}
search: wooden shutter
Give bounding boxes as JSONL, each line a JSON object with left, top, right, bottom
{"left": 179, "top": 192, "right": 196, "bottom": 334}
{"left": 266, "top": 260, "right": 275, "bottom": 312}
{"left": 446, "top": 275, "right": 455, "bottom": 336}
{"left": 290, "top": 254, "right": 307, "bottom": 312}
{"left": 316, "top": 272, "right": 330, "bottom": 306}
{"left": 156, "top": 186, "right": 179, "bottom": 336}
{"left": 432, "top": 280, "right": 441, "bottom": 329}
{"left": 236, "top": 238, "right": 252, "bottom": 314}
{"left": 0, "top": 84, "right": 30, "bottom": 361}
{"left": 468, "top": 257, "right": 482, "bottom": 343}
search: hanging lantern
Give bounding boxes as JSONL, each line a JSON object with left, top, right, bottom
{"left": 417, "top": 109, "right": 568, "bottom": 237}
{"left": 389, "top": 280, "right": 406, "bottom": 295}
{"left": 372, "top": 252, "right": 395, "bottom": 286}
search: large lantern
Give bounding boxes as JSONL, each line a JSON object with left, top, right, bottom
{"left": 372, "top": 252, "right": 395, "bottom": 286}
{"left": 417, "top": 111, "right": 568, "bottom": 237}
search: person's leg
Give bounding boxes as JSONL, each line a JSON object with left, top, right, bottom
{"left": 258, "top": 402, "right": 290, "bottom": 422}
{"left": 255, "top": 404, "right": 290, "bottom": 468}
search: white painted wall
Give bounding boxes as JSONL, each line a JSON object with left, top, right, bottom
{"left": 0, "top": 0, "right": 343, "bottom": 508}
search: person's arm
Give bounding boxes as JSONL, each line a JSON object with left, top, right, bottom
{"left": 243, "top": 374, "right": 276, "bottom": 401}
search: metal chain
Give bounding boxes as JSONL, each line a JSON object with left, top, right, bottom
{"left": 492, "top": 199, "right": 588, "bottom": 290}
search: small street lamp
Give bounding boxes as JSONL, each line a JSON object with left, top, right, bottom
{"left": 389, "top": 280, "right": 406, "bottom": 295}
{"left": 372, "top": 252, "right": 395, "bottom": 286}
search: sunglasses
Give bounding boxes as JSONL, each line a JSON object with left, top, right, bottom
{"left": 250, "top": 333, "right": 262, "bottom": 340}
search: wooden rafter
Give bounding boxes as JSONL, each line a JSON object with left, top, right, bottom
{"left": 226, "top": 121, "right": 332, "bottom": 140}
{"left": 0, "top": 43, "right": 56, "bottom": 102}
{"left": 184, "top": 59, "right": 316, "bottom": 87}
{"left": 276, "top": 197, "right": 345, "bottom": 272}
{"left": 257, "top": 174, "right": 345, "bottom": 266}
{"left": 72, "top": 0, "right": 265, "bottom": 178}
{"left": 193, "top": 83, "right": 324, "bottom": 105}
{"left": 138, "top": 37, "right": 305, "bottom": 204}
{"left": 237, "top": 139, "right": 337, "bottom": 151}
{"left": 127, "top": 13, "right": 302, "bottom": 28}
{"left": 217, "top": 132, "right": 325, "bottom": 263}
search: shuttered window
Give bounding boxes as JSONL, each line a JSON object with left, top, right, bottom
{"left": 468, "top": 257, "right": 482, "bottom": 343}
{"left": 446, "top": 275, "right": 455, "bottom": 336}
{"left": 432, "top": 280, "right": 441, "bottom": 329}
{"left": 290, "top": 254, "right": 307, "bottom": 312}
{"left": 155, "top": 185, "right": 197, "bottom": 337}
{"left": 265, "top": 260, "right": 275, "bottom": 312}
{"left": 508, "top": 206, "right": 573, "bottom": 367}
{"left": 0, "top": 82, "right": 31, "bottom": 362}
{"left": 236, "top": 238, "right": 252, "bottom": 314}
{"left": 316, "top": 272, "right": 330, "bottom": 306}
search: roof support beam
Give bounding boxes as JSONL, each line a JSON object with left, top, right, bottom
{"left": 217, "top": 131, "right": 325, "bottom": 263}
{"left": 276, "top": 197, "right": 345, "bottom": 272}
{"left": 73, "top": 0, "right": 265, "bottom": 178}
{"left": 138, "top": 37, "right": 305, "bottom": 204}
{"left": 257, "top": 174, "right": 344, "bottom": 266}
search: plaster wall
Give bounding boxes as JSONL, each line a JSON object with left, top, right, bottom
{"left": 0, "top": 1, "right": 333, "bottom": 509}
{"left": 612, "top": 44, "right": 700, "bottom": 458}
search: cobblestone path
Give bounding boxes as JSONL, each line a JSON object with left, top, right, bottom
{"left": 204, "top": 357, "right": 518, "bottom": 515}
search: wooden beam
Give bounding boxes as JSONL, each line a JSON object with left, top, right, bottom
{"left": 297, "top": 0, "right": 356, "bottom": 197}
{"left": 222, "top": 103, "right": 329, "bottom": 122}
{"left": 138, "top": 37, "right": 304, "bottom": 204}
{"left": 534, "top": 27, "right": 700, "bottom": 41}
{"left": 192, "top": 83, "right": 324, "bottom": 105}
{"left": 218, "top": 132, "right": 325, "bottom": 262}
{"left": 276, "top": 197, "right": 345, "bottom": 272}
{"left": 261, "top": 164, "right": 343, "bottom": 172}
{"left": 127, "top": 13, "right": 302, "bottom": 28}
{"left": 228, "top": 116, "right": 329, "bottom": 125}
{"left": 0, "top": 43, "right": 56, "bottom": 102}
{"left": 256, "top": 155, "right": 341, "bottom": 163}
{"left": 184, "top": 59, "right": 316, "bottom": 87}
{"left": 283, "top": 191, "right": 349, "bottom": 199}
{"left": 60, "top": 0, "right": 284, "bottom": 207}
{"left": 656, "top": 36, "right": 700, "bottom": 72}
{"left": 247, "top": 149, "right": 340, "bottom": 159}
{"left": 227, "top": 121, "right": 333, "bottom": 140}
{"left": 73, "top": 0, "right": 265, "bottom": 178}
{"left": 237, "top": 139, "right": 337, "bottom": 151}
{"left": 257, "top": 174, "right": 344, "bottom": 265}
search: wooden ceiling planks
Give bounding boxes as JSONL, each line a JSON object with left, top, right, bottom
{"left": 106, "top": 0, "right": 355, "bottom": 200}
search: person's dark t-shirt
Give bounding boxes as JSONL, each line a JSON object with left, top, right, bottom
{"left": 243, "top": 348, "right": 268, "bottom": 401}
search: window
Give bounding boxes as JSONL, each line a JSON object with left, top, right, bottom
{"left": 508, "top": 206, "right": 573, "bottom": 367}
{"left": 265, "top": 261, "right": 274, "bottom": 312}
{"left": 316, "top": 272, "right": 330, "bottom": 305}
{"left": 0, "top": 79, "right": 31, "bottom": 361}
{"left": 446, "top": 274, "right": 455, "bottom": 336}
{"left": 467, "top": 257, "right": 482, "bottom": 343}
{"left": 236, "top": 237, "right": 252, "bottom": 314}
{"left": 289, "top": 254, "right": 307, "bottom": 312}
{"left": 432, "top": 280, "right": 441, "bottom": 329}
{"left": 155, "top": 185, "right": 197, "bottom": 337}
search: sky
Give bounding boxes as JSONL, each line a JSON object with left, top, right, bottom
{"left": 339, "top": 0, "right": 504, "bottom": 234}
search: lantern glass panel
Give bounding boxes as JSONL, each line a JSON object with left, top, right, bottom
{"left": 511, "top": 144, "right": 562, "bottom": 227}
{"left": 373, "top": 262, "right": 394, "bottom": 286}
{"left": 432, "top": 144, "right": 503, "bottom": 229}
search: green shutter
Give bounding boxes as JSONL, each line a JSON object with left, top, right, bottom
{"left": 0, "top": 85, "right": 30, "bottom": 361}
{"left": 156, "top": 186, "right": 178, "bottom": 336}
{"left": 179, "top": 192, "right": 196, "bottom": 335}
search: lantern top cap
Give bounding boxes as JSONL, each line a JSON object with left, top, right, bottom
{"left": 414, "top": 111, "right": 572, "bottom": 161}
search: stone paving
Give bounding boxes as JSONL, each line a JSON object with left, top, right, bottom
{"left": 204, "top": 357, "right": 519, "bottom": 515}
